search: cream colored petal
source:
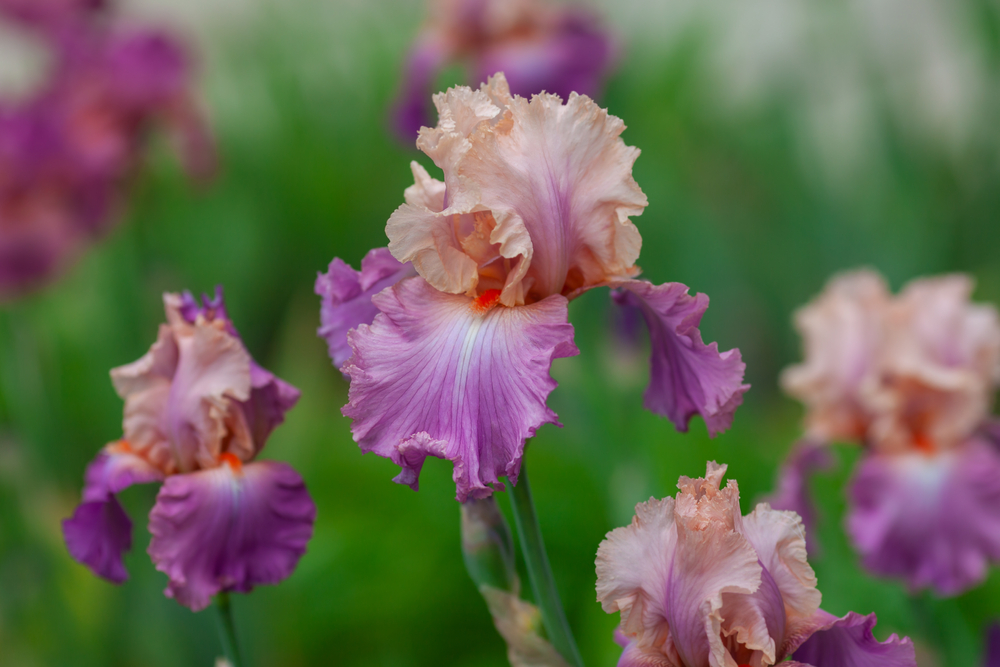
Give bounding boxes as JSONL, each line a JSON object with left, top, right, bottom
{"left": 596, "top": 496, "right": 678, "bottom": 653}
{"left": 403, "top": 161, "right": 447, "bottom": 211}
{"left": 458, "top": 88, "right": 647, "bottom": 302}
{"left": 780, "top": 269, "right": 890, "bottom": 442}
{"left": 740, "top": 504, "right": 822, "bottom": 659}
{"left": 386, "top": 203, "right": 480, "bottom": 294}
{"left": 110, "top": 323, "right": 179, "bottom": 399}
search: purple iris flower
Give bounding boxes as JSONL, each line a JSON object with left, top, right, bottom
{"left": 0, "top": 0, "right": 214, "bottom": 299}
{"left": 596, "top": 462, "right": 916, "bottom": 667}
{"left": 318, "top": 74, "right": 748, "bottom": 502}
{"left": 391, "top": 0, "right": 616, "bottom": 142}
{"left": 62, "top": 288, "right": 315, "bottom": 611}
{"left": 780, "top": 270, "right": 1000, "bottom": 595}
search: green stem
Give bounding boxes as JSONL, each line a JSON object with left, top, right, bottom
{"left": 215, "top": 592, "right": 244, "bottom": 667}
{"left": 508, "top": 463, "right": 585, "bottom": 667}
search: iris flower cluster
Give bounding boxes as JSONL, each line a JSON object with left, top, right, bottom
{"left": 778, "top": 270, "right": 1000, "bottom": 595}
{"left": 0, "top": 0, "right": 213, "bottom": 299}
{"left": 34, "top": 0, "right": 945, "bottom": 664}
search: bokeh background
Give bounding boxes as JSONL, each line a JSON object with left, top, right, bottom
{"left": 2, "top": 0, "right": 1000, "bottom": 664}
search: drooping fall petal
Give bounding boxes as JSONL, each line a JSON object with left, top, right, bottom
{"left": 613, "top": 280, "right": 748, "bottom": 436}
{"left": 343, "top": 276, "right": 578, "bottom": 501}
{"left": 147, "top": 460, "right": 316, "bottom": 612}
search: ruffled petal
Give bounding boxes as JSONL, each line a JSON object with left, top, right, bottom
{"left": 780, "top": 270, "right": 889, "bottom": 443}
{"left": 596, "top": 496, "right": 679, "bottom": 653}
{"left": 791, "top": 611, "right": 916, "bottom": 667}
{"left": 147, "top": 460, "right": 316, "bottom": 611}
{"left": 739, "top": 504, "right": 822, "bottom": 656}
{"left": 667, "top": 466, "right": 762, "bottom": 667}
{"left": 456, "top": 80, "right": 646, "bottom": 303}
{"left": 61, "top": 446, "right": 165, "bottom": 583}
{"left": 846, "top": 439, "right": 1000, "bottom": 595}
{"left": 343, "top": 276, "right": 578, "bottom": 501}
{"left": 112, "top": 293, "right": 252, "bottom": 473}
{"left": 862, "top": 274, "right": 1000, "bottom": 453}
{"left": 388, "top": 74, "right": 647, "bottom": 305}
{"left": 763, "top": 440, "right": 835, "bottom": 554}
{"left": 316, "top": 247, "right": 415, "bottom": 369}
{"left": 612, "top": 280, "right": 748, "bottom": 436}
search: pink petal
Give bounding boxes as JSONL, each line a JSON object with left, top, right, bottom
{"left": 316, "top": 247, "right": 415, "bottom": 369}
{"left": 613, "top": 280, "right": 748, "bottom": 436}
{"left": 111, "top": 293, "right": 252, "bottom": 473}
{"left": 387, "top": 74, "right": 647, "bottom": 305}
{"left": 739, "top": 504, "right": 822, "bottom": 656}
{"left": 342, "top": 276, "right": 578, "bottom": 501}
{"left": 847, "top": 438, "right": 1000, "bottom": 595}
{"left": 780, "top": 270, "right": 889, "bottom": 443}
{"left": 147, "top": 460, "right": 316, "bottom": 611}
{"left": 791, "top": 610, "right": 915, "bottom": 666}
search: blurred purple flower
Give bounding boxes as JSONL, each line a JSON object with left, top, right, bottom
{"left": 0, "top": 0, "right": 214, "bottom": 300}
{"left": 62, "top": 288, "right": 314, "bottom": 612}
{"left": 780, "top": 270, "right": 1000, "bottom": 595}
{"left": 321, "top": 75, "right": 747, "bottom": 502}
{"left": 596, "top": 462, "right": 916, "bottom": 667}
{"left": 763, "top": 439, "right": 835, "bottom": 553}
{"left": 391, "top": 0, "right": 616, "bottom": 142}
{"left": 985, "top": 623, "right": 1000, "bottom": 667}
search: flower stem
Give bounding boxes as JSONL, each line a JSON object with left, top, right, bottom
{"left": 508, "top": 462, "right": 585, "bottom": 667}
{"left": 215, "top": 592, "right": 244, "bottom": 667}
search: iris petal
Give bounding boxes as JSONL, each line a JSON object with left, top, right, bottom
{"left": 343, "top": 276, "right": 578, "bottom": 501}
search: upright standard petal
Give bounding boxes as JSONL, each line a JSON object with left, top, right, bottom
{"left": 613, "top": 280, "right": 748, "bottom": 436}
{"left": 111, "top": 293, "right": 253, "bottom": 472}
{"left": 61, "top": 444, "right": 165, "bottom": 583}
{"left": 387, "top": 74, "right": 647, "bottom": 306}
{"left": 343, "top": 277, "right": 578, "bottom": 501}
{"left": 147, "top": 460, "right": 316, "bottom": 612}
{"left": 780, "top": 270, "right": 889, "bottom": 443}
{"left": 316, "top": 247, "right": 415, "bottom": 369}
{"left": 791, "top": 611, "right": 915, "bottom": 667}
{"left": 846, "top": 438, "right": 1000, "bottom": 595}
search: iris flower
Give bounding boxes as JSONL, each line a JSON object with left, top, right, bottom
{"left": 392, "top": 0, "right": 615, "bottom": 141}
{"left": 318, "top": 74, "right": 748, "bottom": 502}
{"left": 781, "top": 270, "right": 1000, "bottom": 595}
{"left": 62, "top": 288, "right": 315, "bottom": 611}
{"left": 0, "top": 0, "right": 213, "bottom": 298}
{"left": 597, "top": 462, "right": 916, "bottom": 667}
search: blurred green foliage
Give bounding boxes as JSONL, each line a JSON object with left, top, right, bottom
{"left": 2, "top": 0, "right": 1000, "bottom": 665}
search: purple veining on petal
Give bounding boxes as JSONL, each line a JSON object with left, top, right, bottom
{"left": 342, "top": 277, "right": 578, "bottom": 501}
{"left": 791, "top": 611, "right": 916, "bottom": 667}
{"left": 316, "top": 247, "right": 416, "bottom": 370}
{"left": 763, "top": 440, "right": 835, "bottom": 554}
{"left": 147, "top": 460, "right": 316, "bottom": 612}
{"left": 613, "top": 280, "right": 749, "bottom": 436}
{"left": 846, "top": 438, "right": 1000, "bottom": 595}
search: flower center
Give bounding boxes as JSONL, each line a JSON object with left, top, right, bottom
{"left": 471, "top": 288, "right": 502, "bottom": 314}
{"left": 219, "top": 452, "right": 243, "bottom": 472}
